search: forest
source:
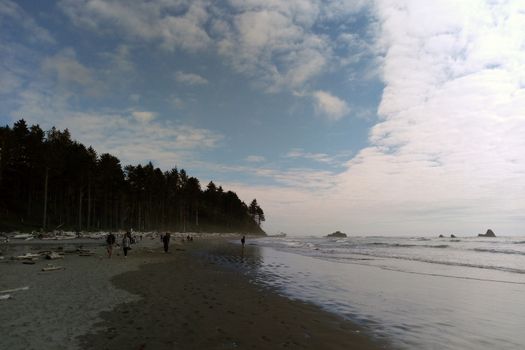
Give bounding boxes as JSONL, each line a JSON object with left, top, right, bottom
{"left": 0, "top": 119, "right": 265, "bottom": 234}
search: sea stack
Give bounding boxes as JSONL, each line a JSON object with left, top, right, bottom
{"left": 327, "top": 231, "right": 347, "bottom": 238}
{"left": 478, "top": 229, "right": 496, "bottom": 237}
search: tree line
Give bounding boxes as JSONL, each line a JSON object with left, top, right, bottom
{"left": 0, "top": 119, "right": 265, "bottom": 234}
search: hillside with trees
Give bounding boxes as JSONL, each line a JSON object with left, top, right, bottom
{"left": 0, "top": 119, "right": 265, "bottom": 234}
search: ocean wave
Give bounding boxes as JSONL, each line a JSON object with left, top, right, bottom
{"left": 364, "top": 242, "right": 449, "bottom": 249}
{"left": 331, "top": 252, "right": 525, "bottom": 275}
{"left": 473, "top": 248, "right": 525, "bottom": 256}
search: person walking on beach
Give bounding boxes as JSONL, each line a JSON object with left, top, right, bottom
{"left": 106, "top": 232, "right": 116, "bottom": 258}
{"left": 162, "top": 232, "right": 171, "bottom": 253}
{"left": 241, "top": 235, "right": 246, "bottom": 248}
{"left": 122, "top": 232, "right": 131, "bottom": 258}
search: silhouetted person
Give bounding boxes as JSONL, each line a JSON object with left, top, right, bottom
{"left": 106, "top": 232, "right": 116, "bottom": 258}
{"left": 163, "top": 232, "right": 171, "bottom": 253}
{"left": 241, "top": 235, "right": 246, "bottom": 248}
{"left": 122, "top": 231, "right": 131, "bottom": 258}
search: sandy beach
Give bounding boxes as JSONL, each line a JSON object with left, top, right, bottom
{"left": 0, "top": 236, "right": 384, "bottom": 350}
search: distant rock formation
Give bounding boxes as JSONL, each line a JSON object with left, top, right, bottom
{"left": 438, "top": 234, "right": 444, "bottom": 238}
{"left": 478, "top": 229, "right": 496, "bottom": 237}
{"left": 450, "top": 234, "right": 456, "bottom": 238}
{"left": 327, "top": 231, "right": 347, "bottom": 238}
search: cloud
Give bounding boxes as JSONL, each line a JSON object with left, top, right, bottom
{"left": 214, "top": 6, "right": 331, "bottom": 92}
{"left": 205, "top": 1, "right": 525, "bottom": 236}
{"left": 320, "top": 0, "right": 525, "bottom": 234}
{"left": 175, "top": 71, "right": 209, "bottom": 85}
{"left": 58, "top": 0, "right": 373, "bottom": 93}
{"left": 132, "top": 111, "right": 156, "bottom": 123}
{"left": 312, "top": 90, "right": 350, "bottom": 120}
{"left": 168, "top": 95, "right": 185, "bottom": 109}
{"left": 0, "top": 0, "right": 55, "bottom": 44}
{"left": 41, "top": 48, "right": 102, "bottom": 95}
{"left": 285, "top": 149, "right": 334, "bottom": 164}
{"left": 0, "top": 68, "right": 23, "bottom": 94}
{"left": 129, "top": 94, "right": 141, "bottom": 102}
{"left": 100, "top": 45, "right": 134, "bottom": 73}
{"left": 8, "top": 71, "right": 223, "bottom": 171}
{"left": 59, "top": 0, "right": 211, "bottom": 51}
{"left": 245, "top": 155, "right": 266, "bottom": 163}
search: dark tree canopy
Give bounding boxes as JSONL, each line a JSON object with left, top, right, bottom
{"left": 0, "top": 119, "right": 265, "bottom": 234}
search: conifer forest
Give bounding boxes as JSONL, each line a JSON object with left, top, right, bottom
{"left": 0, "top": 119, "right": 265, "bottom": 234}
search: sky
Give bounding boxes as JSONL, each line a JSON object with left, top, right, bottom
{"left": 1, "top": 0, "right": 524, "bottom": 236}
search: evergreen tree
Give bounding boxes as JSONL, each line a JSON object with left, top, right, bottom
{"left": 0, "top": 119, "right": 265, "bottom": 234}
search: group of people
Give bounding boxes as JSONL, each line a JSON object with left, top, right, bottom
{"left": 105, "top": 231, "right": 134, "bottom": 258}
{"left": 105, "top": 231, "right": 174, "bottom": 257}
{"left": 106, "top": 231, "right": 248, "bottom": 258}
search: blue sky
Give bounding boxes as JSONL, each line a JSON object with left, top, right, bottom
{"left": 1, "top": 1, "right": 525, "bottom": 236}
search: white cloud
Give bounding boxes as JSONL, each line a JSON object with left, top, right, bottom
{"left": 209, "top": 1, "right": 525, "bottom": 236}
{"left": 286, "top": 149, "right": 333, "bottom": 163}
{"left": 215, "top": 6, "right": 331, "bottom": 92}
{"left": 321, "top": 0, "right": 525, "bottom": 235}
{"left": 41, "top": 48, "right": 102, "bottom": 95}
{"left": 246, "top": 155, "right": 266, "bottom": 163}
{"left": 9, "top": 75, "right": 223, "bottom": 171}
{"left": 100, "top": 45, "right": 134, "bottom": 73}
{"left": 312, "top": 90, "right": 350, "bottom": 120}
{"left": 175, "top": 71, "right": 209, "bottom": 85}
{"left": 59, "top": 0, "right": 211, "bottom": 51}
{"left": 58, "top": 0, "right": 373, "bottom": 93}
{"left": 132, "top": 111, "right": 156, "bottom": 123}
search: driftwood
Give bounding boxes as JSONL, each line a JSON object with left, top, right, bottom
{"left": 14, "top": 253, "right": 40, "bottom": 260}
{"left": 0, "top": 286, "right": 29, "bottom": 294}
{"left": 45, "top": 252, "right": 63, "bottom": 260}
{"left": 42, "top": 264, "right": 64, "bottom": 272}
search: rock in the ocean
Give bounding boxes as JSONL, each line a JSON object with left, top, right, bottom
{"left": 450, "top": 234, "right": 456, "bottom": 238}
{"left": 478, "top": 229, "right": 496, "bottom": 237}
{"left": 327, "top": 231, "right": 347, "bottom": 238}
{"left": 438, "top": 234, "right": 444, "bottom": 238}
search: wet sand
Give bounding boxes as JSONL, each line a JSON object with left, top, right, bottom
{"left": 78, "top": 240, "right": 385, "bottom": 349}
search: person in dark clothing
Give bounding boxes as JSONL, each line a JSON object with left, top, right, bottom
{"left": 122, "top": 232, "right": 131, "bottom": 257}
{"left": 162, "top": 232, "right": 171, "bottom": 253}
{"left": 241, "top": 235, "right": 246, "bottom": 248}
{"left": 106, "top": 232, "right": 116, "bottom": 258}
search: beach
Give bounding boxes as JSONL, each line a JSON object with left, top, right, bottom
{"left": 0, "top": 236, "right": 384, "bottom": 350}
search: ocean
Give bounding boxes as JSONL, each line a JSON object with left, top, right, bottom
{"left": 209, "top": 235, "right": 525, "bottom": 349}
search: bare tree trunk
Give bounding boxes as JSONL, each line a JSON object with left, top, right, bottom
{"left": 43, "top": 167, "right": 49, "bottom": 230}
{"left": 27, "top": 191, "right": 32, "bottom": 219}
{"left": 78, "top": 187, "right": 83, "bottom": 231}
{"left": 87, "top": 181, "right": 91, "bottom": 230}
{"left": 138, "top": 205, "right": 142, "bottom": 231}
{"left": 195, "top": 205, "right": 199, "bottom": 226}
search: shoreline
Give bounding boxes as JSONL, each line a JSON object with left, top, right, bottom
{"left": 78, "top": 240, "right": 386, "bottom": 349}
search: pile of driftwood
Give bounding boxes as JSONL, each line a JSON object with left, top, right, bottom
{"left": 8, "top": 247, "right": 96, "bottom": 271}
